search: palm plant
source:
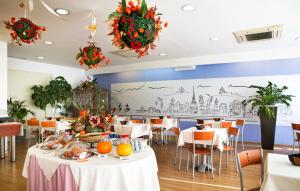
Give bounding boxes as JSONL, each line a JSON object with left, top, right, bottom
{"left": 242, "top": 81, "right": 294, "bottom": 118}
{"left": 7, "top": 98, "right": 34, "bottom": 123}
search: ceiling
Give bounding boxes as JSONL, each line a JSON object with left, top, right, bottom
{"left": 1, "top": 0, "right": 300, "bottom": 74}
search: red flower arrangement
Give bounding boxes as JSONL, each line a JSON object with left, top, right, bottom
{"left": 76, "top": 42, "right": 110, "bottom": 69}
{"left": 4, "top": 17, "right": 46, "bottom": 45}
{"left": 108, "top": 0, "right": 167, "bottom": 58}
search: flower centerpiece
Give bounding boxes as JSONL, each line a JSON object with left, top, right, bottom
{"left": 76, "top": 42, "right": 110, "bottom": 69}
{"left": 4, "top": 17, "right": 46, "bottom": 45}
{"left": 108, "top": 0, "right": 167, "bottom": 57}
{"left": 71, "top": 108, "right": 113, "bottom": 135}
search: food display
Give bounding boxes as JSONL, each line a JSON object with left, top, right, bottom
{"left": 79, "top": 132, "right": 107, "bottom": 143}
{"left": 97, "top": 141, "right": 112, "bottom": 154}
{"left": 117, "top": 143, "right": 133, "bottom": 157}
{"left": 59, "top": 141, "right": 92, "bottom": 160}
{"left": 40, "top": 135, "right": 68, "bottom": 150}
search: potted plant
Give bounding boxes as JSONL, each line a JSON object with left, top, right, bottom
{"left": 7, "top": 98, "right": 34, "bottom": 123}
{"left": 31, "top": 85, "right": 50, "bottom": 117}
{"left": 45, "top": 76, "right": 72, "bottom": 118}
{"left": 243, "top": 81, "right": 294, "bottom": 150}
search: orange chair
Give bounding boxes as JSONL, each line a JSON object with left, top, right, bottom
{"left": 237, "top": 149, "right": 264, "bottom": 191}
{"left": 150, "top": 119, "right": 164, "bottom": 145}
{"left": 40, "top": 120, "right": 57, "bottom": 142}
{"left": 221, "top": 121, "right": 232, "bottom": 128}
{"left": 291, "top": 123, "right": 300, "bottom": 154}
{"left": 236, "top": 119, "right": 246, "bottom": 150}
{"left": 26, "top": 118, "right": 40, "bottom": 147}
{"left": 187, "top": 131, "right": 215, "bottom": 179}
{"left": 217, "top": 127, "right": 240, "bottom": 175}
{"left": 130, "top": 119, "right": 144, "bottom": 124}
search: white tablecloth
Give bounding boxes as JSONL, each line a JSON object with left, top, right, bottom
{"left": 203, "top": 120, "right": 236, "bottom": 128}
{"left": 23, "top": 146, "right": 159, "bottom": 191}
{"left": 177, "top": 127, "right": 228, "bottom": 151}
{"left": 147, "top": 118, "right": 178, "bottom": 130}
{"left": 114, "top": 124, "right": 152, "bottom": 138}
{"left": 260, "top": 153, "right": 300, "bottom": 191}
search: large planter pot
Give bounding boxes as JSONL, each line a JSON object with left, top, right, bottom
{"left": 259, "top": 106, "right": 277, "bottom": 150}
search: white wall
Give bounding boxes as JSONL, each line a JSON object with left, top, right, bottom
{"left": 0, "top": 41, "right": 7, "bottom": 117}
{"left": 7, "top": 57, "right": 87, "bottom": 118}
{"left": 8, "top": 57, "right": 86, "bottom": 88}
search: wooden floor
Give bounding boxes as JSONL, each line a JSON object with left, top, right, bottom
{"left": 0, "top": 138, "right": 294, "bottom": 191}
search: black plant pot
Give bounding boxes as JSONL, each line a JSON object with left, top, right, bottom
{"left": 259, "top": 106, "right": 277, "bottom": 150}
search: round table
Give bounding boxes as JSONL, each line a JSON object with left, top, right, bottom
{"left": 22, "top": 146, "right": 159, "bottom": 191}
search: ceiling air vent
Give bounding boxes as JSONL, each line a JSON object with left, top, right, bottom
{"left": 233, "top": 25, "right": 283, "bottom": 43}
{"left": 110, "top": 50, "right": 137, "bottom": 58}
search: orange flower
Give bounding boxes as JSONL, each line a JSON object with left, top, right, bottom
{"left": 138, "top": 28, "right": 144, "bottom": 33}
{"left": 128, "top": 1, "right": 134, "bottom": 7}
{"left": 79, "top": 109, "right": 89, "bottom": 118}
{"left": 134, "top": 32, "right": 139, "bottom": 38}
{"left": 126, "top": 7, "right": 131, "bottom": 15}
{"left": 117, "top": 5, "right": 122, "bottom": 13}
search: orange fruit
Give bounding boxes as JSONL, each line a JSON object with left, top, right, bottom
{"left": 97, "top": 141, "right": 112, "bottom": 154}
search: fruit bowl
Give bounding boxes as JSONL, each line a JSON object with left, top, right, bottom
{"left": 288, "top": 153, "right": 300, "bottom": 166}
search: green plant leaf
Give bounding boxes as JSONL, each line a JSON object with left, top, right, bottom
{"left": 141, "top": 0, "right": 148, "bottom": 17}
{"left": 108, "top": 12, "right": 121, "bottom": 20}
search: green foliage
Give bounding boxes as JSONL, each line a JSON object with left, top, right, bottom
{"left": 122, "top": 0, "right": 126, "bottom": 14}
{"left": 31, "top": 85, "right": 49, "bottom": 115}
{"left": 140, "top": 0, "right": 148, "bottom": 17}
{"left": 7, "top": 98, "right": 34, "bottom": 123}
{"left": 46, "top": 76, "right": 72, "bottom": 116}
{"left": 242, "top": 81, "right": 294, "bottom": 118}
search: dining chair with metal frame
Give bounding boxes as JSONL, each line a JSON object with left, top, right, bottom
{"left": 26, "top": 118, "right": 40, "bottom": 147}
{"left": 40, "top": 120, "right": 57, "bottom": 142}
{"left": 187, "top": 131, "right": 215, "bottom": 179}
{"left": 217, "top": 127, "right": 240, "bottom": 175}
{"left": 150, "top": 119, "right": 164, "bottom": 145}
{"left": 237, "top": 149, "right": 264, "bottom": 191}
{"left": 236, "top": 119, "right": 245, "bottom": 150}
{"left": 291, "top": 123, "right": 300, "bottom": 154}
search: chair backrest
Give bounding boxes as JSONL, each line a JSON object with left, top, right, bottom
{"left": 41, "top": 120, "right": 57, "bottom": 128}
{"left": 228, "top": 127, "right": 239, "bottom": 136}
{"left": 197, "top": 119, "right": 204, "bottom": 124}
{"left": 150, "top": 119, "right": 163, "bottom": 124}
{"left": 193, "top": 131, "right": 214, "bottom": 141}
{"left": 237, "top": 149, "right": 264, "bottom": 191}
{"left": 236, "top": 119, "right": 245, "bottom": 126}
{"left": 130, "top": 119, "right": 144, "bottom": 124}
{"left": 169, "top": 127, "right": 180, "bottom": 136}
{"left": 27, "top": 119, "right": 40, "bottom": 126}
{"left": 221, "top": 121, "right": 232, "bottom": 128}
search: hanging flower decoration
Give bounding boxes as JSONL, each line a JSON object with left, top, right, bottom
{"left": 108, "top": 0, "right": 167, "bottom": 58}
{"left": 76, "top": 42, "right": 110, "bottom": 69}
{"left": 4, "top": 17, "right": 46, "bottom": 45}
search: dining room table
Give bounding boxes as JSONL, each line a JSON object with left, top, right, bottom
{"left": 22, "top": 145, "right": 159, "bottom": 191}
{"left": 114, "top": 123, "right": 152, "bottom": 139}
{"left": 203, "top": 120, "right": 236, "bottom": 128}
{"left": 177, "top": 126, "right": 228, "bottom": 172}
{"left": 260, "top": 153, "right": 300, "bottom": 191}
{"left": 0, "top": 122, "right": 22, "bottom": 162}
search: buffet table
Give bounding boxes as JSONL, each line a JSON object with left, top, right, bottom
{"left": 260, "top": 153, "right": 300, "bottom": 191}
{"left": 0, "top": 122, "right": 22, "bottom": 162}
{"left": 114, "top": 124, "right": 152, "bottom": 139}
{"left": 22, "top": 146, "right": 159, "bottom": 191}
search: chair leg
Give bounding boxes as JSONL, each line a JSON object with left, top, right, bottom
{"left": 174, "top": 146, "right": 178, "bottom": 165}
{"left": 234, "top": 150, "right": 238, "bottom": 172}
{"left": 187, "top": 152, "right": 189, "bottom": 172}
{"left": 226, "top": 150, "right": 229, "bottom": 167}
{"left": 27, "top": 128, "right": 31, "bottom": 148}
{"left": 192, "top": 154, "right": 195, "bottom": 179}
{"left": 242, "top": 127, "right": 244, "bottom": 150}
{"left": 178, "top": 146, "right": 182, "bottom": 171}
{"left": 218, "top": 150, "right": 222, "bottom": 175}
{"left": 210, "top": 154, "right": 214, "bottom": 179}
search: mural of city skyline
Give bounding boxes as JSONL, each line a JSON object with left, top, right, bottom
{"left": 111, "top": 75, "right": 297, "bottom": 125}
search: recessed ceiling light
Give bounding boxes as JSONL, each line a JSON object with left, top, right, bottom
{"left": 159, "top": 53, "right": 167, "bottom": 56}
{"left": 181, "top": 4, "right": 195, "bottom": 12}
{"left": 44, "top": 41, "right": 53, "bottom": 45}
{"left": 55, "top": 8, "right": 70, "bottom": 15}
{"left": 37, "top": 56, "right": 44, "bottom": 60}
{"left": 295, "top": 37, "right": 300, "bottom": 41}
{"left": 209, "top": 37, "right": 219, "bottom": 41}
